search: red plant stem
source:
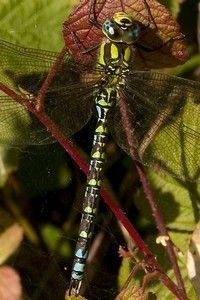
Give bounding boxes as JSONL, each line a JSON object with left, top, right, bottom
{"left": 0, "top": 83, "right": 188, "bottom": 300}
{"left": 36, "top": 45, "right": 69, "bottom": 110}
{"left": 135, "top": 162, "right": 186, "bottom": 293}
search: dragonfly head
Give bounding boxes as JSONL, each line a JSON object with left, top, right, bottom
{"left": 102, "top": 12, "right": 141, "bottom": 44}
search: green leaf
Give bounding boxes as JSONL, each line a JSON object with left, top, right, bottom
{"left": 159, "top": 0, "right": 181, "bottom": 18}
{"left": 0, "top": 0, "right": 77, "bottom": 50}
{"left": 133, "top": 171, "right": 198, "bottom": 298}
{"left": 0, "top": 147, "right": 20, "bottom": 186}
{"left": 41, "top": 223, "right": 72, "bottom": 257}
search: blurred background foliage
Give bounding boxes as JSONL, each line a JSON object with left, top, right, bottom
{"left": 0, "top": 0, "right": 200, "bottom": 299}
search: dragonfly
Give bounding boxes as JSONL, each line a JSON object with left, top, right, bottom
{"left": 1, "top": 10, "right": 200, "bottom": 299}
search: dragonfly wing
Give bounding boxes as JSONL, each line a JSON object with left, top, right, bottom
{"left": 0, "top": 40, "right": 94, "bottom": 145}
{"left": 110, "top": 71, "right": 200, "bottom": 181}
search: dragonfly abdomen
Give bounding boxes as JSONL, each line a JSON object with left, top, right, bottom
{"left": 69, "top": 87, "right": 116, "bottom": 294}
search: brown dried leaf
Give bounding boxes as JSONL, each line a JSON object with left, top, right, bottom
{"left": 0, "top": 223, "right": 23, "bottom": 264}
{"left": 63, "top": 0, "right": 188, "bottom": 68}
{"left": 0, "top": 266, "right": 22, "bottom": 300}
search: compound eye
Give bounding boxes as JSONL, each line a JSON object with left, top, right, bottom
{"left": 129, "top": 23, "right": 141, "bottom": 41}
{"left": 102, "top": 20, "right": 120, "bottom": 40}
{"left": 121, "top": 22, "right": 141, "bottom": 44}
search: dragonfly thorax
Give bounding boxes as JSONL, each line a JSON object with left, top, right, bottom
{"left": 98, "top": 40, "right": 132, "bottom": 90}
{"left": 98, "top": 40, "right": 133, "bottom": 67}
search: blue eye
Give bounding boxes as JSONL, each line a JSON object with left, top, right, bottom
{"left": 129, "top": 24, "right": 141, "bottom": 40}
{"left": 104, "top": 21, "right": 112, "bottom": 30}
{"left": 103, "top": 20, "right": 117, "bottom": 37}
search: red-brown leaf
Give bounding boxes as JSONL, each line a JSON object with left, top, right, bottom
{"left": 63, "top": 0, "right": 188, "bottom": 68}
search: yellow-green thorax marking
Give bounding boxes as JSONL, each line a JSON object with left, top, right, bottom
{"left": 69, "top": 11, "right": 141, "bottom": 296}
